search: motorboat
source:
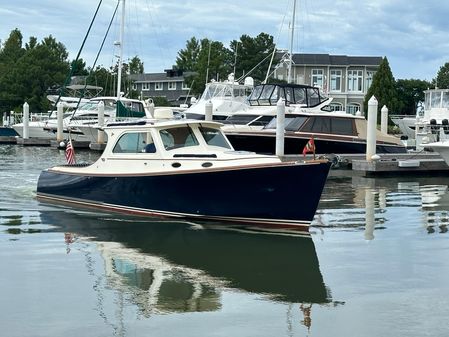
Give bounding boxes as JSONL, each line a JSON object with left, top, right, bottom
{"left": 223, "top": 109, "right": 407, "bottom": 155}
{"left": 43, "top": 96, "right": 151, "bottom": 142}
{"left": 181, "top": 74, "right": 253, "bottom": 120}
{"left": 36, "top": 117, "right": 331, "bottom": 230}
{"left": 415, "top": 88, "right": 449, "bottom": 150}
{"left": 184, "top": 81, "right": 332, "bottom": 121}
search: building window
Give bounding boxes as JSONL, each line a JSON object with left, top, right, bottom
{"left": 365, "top": 71, "right": 375, "bottom": 91}
{"left": 132, "top": 83, "right": 137, "bottom": 91}
{"left": 142, "top": 82, "right": 150, "bottom": 91}
{"left": 329, "top": 102, "right": 343, "bottom": 111}
{"left": 312, "top": 69, "right": 324, "bottom": 88}
{"left": 347, "top": 70, "right": 363, "bottom": 92}
{"left": 182, "top": 82, "right": 190, "bottom": 90}
{"left": 330, "top": 70, "right": 342, "bottom": 92}
{"left": 168, "top": 82, "right": 176, "bottom": 90}
{"left": 347, "top": 103, "right": 361, "bottom": 115}
{"left": 155, "top": 82, "right": 163, "bottom": 91}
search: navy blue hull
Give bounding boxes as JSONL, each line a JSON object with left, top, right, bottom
{"left": 226, "top": 133, "right": 407, "bottom": 155}
{"left": 37, "top": 162, "right": 331, "bottom": 227}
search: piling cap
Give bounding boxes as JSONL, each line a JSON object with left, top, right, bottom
{"left": 277, "top": 98, "right": 285, "bottom": 106}
{"left": 368, "top": 95, "right": 378, "bottom": 105}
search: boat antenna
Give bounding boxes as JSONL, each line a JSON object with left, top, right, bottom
{"left": 205, "top": 40, "right": 211, "bottom": 85}
{"left": 116, "top": 0, "right": 125, "bottom": 100}
{"left": 233, "top": 42, "right": 239, "bottom": 78}
{"left": 287, "top": 0, "right": 297, "bottom": 84}
{"left": 263, "top": 47, "right": 277, "bottom": 84}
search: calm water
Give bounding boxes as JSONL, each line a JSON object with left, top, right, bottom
{"left": 1, "top": 144, "right": 449, "bottom": 337}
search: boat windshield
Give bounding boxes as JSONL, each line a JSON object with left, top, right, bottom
{"left": 248, "top": 84, "right": 324, "bottom": 107}
{"left": 159, "top": 126, "right": 199, "bottom": 151}
{"left": 199, "top": 126, "right": 231, "bottom": 149}
{"left": 201, "top": 83, "right": 247, "bottom": 100}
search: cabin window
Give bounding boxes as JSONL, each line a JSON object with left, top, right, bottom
{"left": 199, "top": 126, "right": 231, "bottom": 149}
{"left": 299, "top": 116, "right": 355, "bottom": 136}
{"left": 285, "top": 116, "right": 308, "bottom": 131}
{"left": 113, "top": 132, "right": 154, "bottom": 153}
{"left": 248, "top": 115, "right": 274, "bottom": 127}
{"left": 159, "top": 126, "right": 199, "bottom": 150}
{"left": 223, "top": 114, "right": 258, "bottom": 125}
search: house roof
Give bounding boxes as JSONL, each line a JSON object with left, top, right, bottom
{"left": 129, "top": 71, "right": 196, "bottom": 83}
{"left": 291, "top": 53, "right": 382, "bottom": 66}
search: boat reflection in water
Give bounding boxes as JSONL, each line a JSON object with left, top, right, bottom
{"left": 40, "top": 208, "right": 332, "bottom": 317}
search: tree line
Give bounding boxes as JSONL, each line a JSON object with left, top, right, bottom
{"left": 1, "top": 27, "right": 449, "bottom": 120}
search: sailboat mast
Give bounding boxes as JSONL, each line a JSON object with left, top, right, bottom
{"left": 116, "top": 0, "right": 125, "bottom": 100}
{"left": 288, "top": 0, "right": 296, "bottom": 84}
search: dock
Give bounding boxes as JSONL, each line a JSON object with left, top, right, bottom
{"left": 283, "top": 152, "right": 449, "bottom": 176}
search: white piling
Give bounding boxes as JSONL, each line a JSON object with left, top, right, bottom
{"left": 149, "top": 101, "right": 155, "bottom": 118}
{"left": 381, "top": 105, "right": 388, "bottom": 134}
{"left": 275, "top": 98, "right": 285, "bottom": 157}
{"left": 22, "top": 102, "right": 29, "bottom": 139}
{"left": 366, "top": 96, "right": 378, "bottom": 161}
{"left": 56, "top": 102, "right": 64, "bottom": 142}
{"left": 97, "top": 101, "right": 105, "bottom": 144}
{"left": 205, "top": 100, "right": 213, "bottom": 121}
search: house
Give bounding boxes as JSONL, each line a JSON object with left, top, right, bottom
{"left": 129, "top": 69, "right": 195, "bottom": 106}
{"left": 273, "top": 53, "right": 382, "bottom": 114}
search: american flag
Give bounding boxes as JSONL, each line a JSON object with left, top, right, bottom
{"left": 65, "top": 138, "right": 76, "bottom": 165}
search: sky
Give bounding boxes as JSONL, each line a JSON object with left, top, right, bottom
{"left": 0, "top": 0, "right": 448, "bottom": 82}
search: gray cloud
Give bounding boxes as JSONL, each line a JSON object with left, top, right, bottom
{"left": 1, "top": 0, "right": 448, "bottom": 80}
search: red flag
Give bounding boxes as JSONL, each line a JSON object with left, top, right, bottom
{"left": 302, "top": 137, "right": 315, "bottom": 158}
{"left": 65, "top": 138, "right": 76, "bottom": 165}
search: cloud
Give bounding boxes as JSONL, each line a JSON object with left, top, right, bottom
{"left": 1, "top": 0, "right": 448, "bottom": 81}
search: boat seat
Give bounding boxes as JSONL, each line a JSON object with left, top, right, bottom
{"left": 144, "top": 143, "right": 156, "bottom": 153}
{"left": 442, "top": 119, "right": 449, "bottom": 134}
{"left": 430, "top": 119, "right": 439, "bottom": 134}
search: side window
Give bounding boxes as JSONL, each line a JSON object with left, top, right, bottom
{"left": 113, "top": 132, "right": 152, "bottom": 153}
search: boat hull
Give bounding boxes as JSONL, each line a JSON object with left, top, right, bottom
{"left": 36, "top": 161, "right": 331, "bottom": 229}
{"left": 226, "top": 133, "right": 407, "bottom": 154}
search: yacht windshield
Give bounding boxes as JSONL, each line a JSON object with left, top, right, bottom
{"left": 199, "top": 126, "right": 231, "bottom": 149}
{"left": 159, "top": 126, "right": 199, "bottom": 150}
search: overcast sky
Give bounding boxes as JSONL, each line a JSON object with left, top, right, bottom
{"left": 0, "top": 0, "right": 447, "bottom": 81}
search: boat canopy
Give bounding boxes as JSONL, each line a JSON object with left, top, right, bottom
{"left": 247, "top": 84, "right": 327, "bottom": 107}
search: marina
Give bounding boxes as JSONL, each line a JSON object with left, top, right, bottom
{"left": 1, "top": 144, "right": 449, "bottom": 337}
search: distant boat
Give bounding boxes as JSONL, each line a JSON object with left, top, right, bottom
{"left": 222, "top": 86, "right": 406, "bottom": 155}
{"left": 36, "top": 117, "right": 331, "bottom": 230}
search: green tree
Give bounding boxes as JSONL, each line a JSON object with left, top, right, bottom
{"left": 176, "top": 38, "right": 232, "bottom": 95}
{"left": 434, "top": 62, "right": 449, "bottom": 89}
{"left": 128, "top": 56, "right": 144, "bottom": 74}
{"left": 230, "top": 32, "right": 275, "bottom": 83}
{"left": 364, "top": 57, "right": 400, "bottom": 119}
{"left": 396, "top": 79, "right": 432, "bottom": 115}
{"left": 0, "top": 29, "right": 25, "bottom": 112}
{"left": 176, "top": 37, "right": 201, "bottom": 71}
